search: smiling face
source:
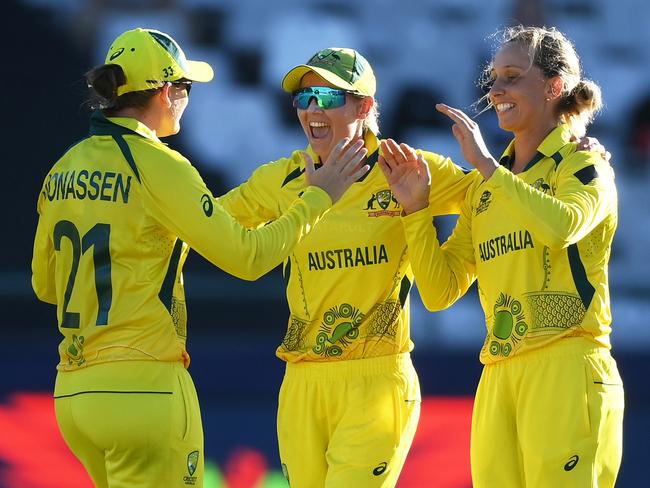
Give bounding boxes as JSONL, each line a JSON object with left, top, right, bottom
{"left": 488, "top": 42, "right": 559, "bottom": 135}
{"left": 297, "top": 71, "right": 369, "bottom": 163}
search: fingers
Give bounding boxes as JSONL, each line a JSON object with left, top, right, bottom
{"left": 340, "top": 146, "right": 368, "bottom": 177}
{"left": 436, "top": 103, "right": 475, "bottom": 129}
{"left": 303, "top": 151, "right": 315, "bottom": 177}
{"left": 328, "top": 137, "right": 352, "bottom": 163}
{"left": 451, "top": 124, "right": 463, "bottom": 142}
{"left": 378, "top": 154, "right": 392, "bottom": 176}
{"left": 349, "top": 163, "right": 371, "bottom": 181}
{"left": 380, "top": 139, "right": 419, "bottom": 169}
{"left": 329, "top": 138, "right": 360, "bottom": 165}
{"left": 416, "top": 153, "right": 430, "bottom": 175}
{"left": 385, "top": 139, "right": 408, "bottom": 163}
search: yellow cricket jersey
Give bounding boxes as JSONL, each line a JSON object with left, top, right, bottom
{"left": 219, "top": 131, "right": 471, "bottom": 362}
{"left": 403, "top": 124, "right": 618, "bottom": 364}
{"left": 31, "top": 111, "right": 332, "bottom": 388}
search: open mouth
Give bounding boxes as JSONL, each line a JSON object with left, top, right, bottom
{"left": 495, "top": 103, "right": 515, "bottom": 113}
{"left": 309, "top": 121, "right": 330, "bottom": 139}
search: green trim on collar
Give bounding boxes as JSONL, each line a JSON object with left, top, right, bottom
{"left": 89, "top": 111, "right": 143, "bottom": 182}
{"left": 498, "top": 124, "right": 573, "bottom": 173}
{"left": 89, "top": 111, "right": 160, "bottom": 142}
{"left": 356, "top": 147, "right": 378, "bottom": 182}
{"left": 89, "top": 111, "right": 139, "bottom": 137}
{"left": 112, "top": 134, "right": 141, "bottom": 182}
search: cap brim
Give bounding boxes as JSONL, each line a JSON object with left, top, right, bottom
{"left": 282, "top": 65, "right": 356, "bottom": 93}
{"left": 185, "top": 60, "right": 214, "bottom": 82}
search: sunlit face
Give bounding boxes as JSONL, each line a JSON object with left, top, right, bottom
{"left": 159, "top": 82, "right": 190, "bottom": 137}
{"left": 488, "top": 42, "right": 555, "bottom": 134}
{"left": 297, "top": 72, "right": 366, "bottom": 163}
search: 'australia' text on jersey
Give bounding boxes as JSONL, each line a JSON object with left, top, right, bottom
{"left": 308, "top": 244, "right": 389, "bottom": 270}
{"left": 478, "top": 230, "right": 534, "bottom": 262}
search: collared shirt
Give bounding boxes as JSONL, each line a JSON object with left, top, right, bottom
{"left": 32, "top": 111, "right": 332, "bottom": 392}
{"left": 403, "top": 124, "right": 618, "bottom": 364}
{"left": 219, "top": 130, "right": 473, "bottom": 362}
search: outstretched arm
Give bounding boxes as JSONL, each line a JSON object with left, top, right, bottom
{"left": 144, "top": 139, "right": 369, "bottom": 281}
{"left": 379, "top": 138, "right": 477, "bottom": 310}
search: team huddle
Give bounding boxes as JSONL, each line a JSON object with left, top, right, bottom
{"left": 32, "top": 25, "right": 623, "bottom": 488}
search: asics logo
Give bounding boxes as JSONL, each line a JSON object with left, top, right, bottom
{"left": 109, "top": 47, "right": 125, "bottom": 60}
{"left": 564, "top": 455, "right": 579, "bottom": 471}
{"left": 373, "top": 462, "right": 387, "bottom": 476}
{"left": 201, "top": 194, "right": 213, "bottom": 217}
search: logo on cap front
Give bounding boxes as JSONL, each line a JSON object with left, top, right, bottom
{"left": 109, "top": 47, "right": 125, "bottom": 60}
{"left": 310, "top": 49, "right": 342, "bottom": 66}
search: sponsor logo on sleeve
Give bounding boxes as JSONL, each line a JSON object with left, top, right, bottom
{"left": 201, "top": 194, "right": 213, "bottom": 217}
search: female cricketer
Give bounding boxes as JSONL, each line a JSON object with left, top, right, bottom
{"left": 218, "top": 47, "right": 473, "bottom": 487}
{"left": 31, "top": 28, "right": 367, "bottom": 488}
{"left": 380, "top": 25, "right": 624, "bottom": 487}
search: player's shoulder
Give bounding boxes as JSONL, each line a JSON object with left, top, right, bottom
{"left": 557, "top": 143, "right": 614, "bottom": 183}
{"left": 131, "top": 136, "right": 193, "bottom": 172}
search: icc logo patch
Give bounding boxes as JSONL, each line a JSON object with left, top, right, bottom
{"left": 475, "top": 190, "right": 492, "bottom": 216}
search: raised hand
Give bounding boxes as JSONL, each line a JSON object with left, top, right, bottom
{"left": 378, "top": 139, "right": 431, "bottom": 215}
{"left": 436, "top": 103, "right": 499, "bottom": 179}
{"left": 304, "top": 138, "right": 369, "bottom": 204}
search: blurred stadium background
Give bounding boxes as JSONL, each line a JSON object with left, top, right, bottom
{"left": 1, "top": 0, "right": 649, "bottom": 486}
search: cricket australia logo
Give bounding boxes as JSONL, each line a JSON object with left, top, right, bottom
{"left": 488, "top": 293, "right": 528, "bottom": 357}
{"left": 364, "top": 189, "right": 401, "bottom": 217}
{"left": 309, "top": 49, "right": 341, "bottom": 67}
{"left": 183, "top": 450, "right": 199, "bottom": 485}
{"left": 475, "top": 190, "right": 492, "bottom": 216}
{"left": 66, "top": 334, "right": 86, "bottom": 367}
{"left": 313, "top": 303, "right": 365, "bottom": 357}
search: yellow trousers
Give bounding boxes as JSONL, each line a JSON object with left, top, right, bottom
{"left": 471, "top": 337, "right": 624, "bottom": 487}
{"left": 277, "top": 353, "right": 420, "bottom": 487}
{"left": 55, "top": 361, "right": 203, "bottom": 488}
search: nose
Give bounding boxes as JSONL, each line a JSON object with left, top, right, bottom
{"left": 307, "top": 97, "right": 323, "bottom": 112}
{"left": 489, "top": 79, "right": 505, "bottom": 98}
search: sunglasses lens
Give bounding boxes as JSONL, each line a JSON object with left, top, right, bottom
{"left": 172, "top": 81, "right": 192, "bottom": 95}
{"left": 292, "top": 88, "right": 346, "bottom": 110}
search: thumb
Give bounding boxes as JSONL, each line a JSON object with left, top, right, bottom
{"left": 451, "top": 124, "right": 463, "bottom": 142}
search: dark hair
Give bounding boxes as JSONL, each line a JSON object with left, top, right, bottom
{"left": 479, "top": 25, "right": 602, "bottom": 136}
{"left": 85, "top": 64, "right": 159, "bottom": 115}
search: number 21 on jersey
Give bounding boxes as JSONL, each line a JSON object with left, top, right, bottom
{"left": 53, "top": 220, "right": 113, "bottom": 328}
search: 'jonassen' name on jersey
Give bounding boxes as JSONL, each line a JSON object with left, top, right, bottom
{"left": 308, "top": 244, "right": 389, "bottom": 270}
{"left": 42, "top": 170, "right": 132, "bottom": 203}
{"left": 478, "top": 230, "right": 534, "bottom": 262}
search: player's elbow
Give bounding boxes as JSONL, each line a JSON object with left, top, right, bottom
{"left": 421, "top": 295, "right": 455, "bottom": 312}
{"left": 237, "top": 267, "right": 265, "bottom": 281}
{"left": 540, "top": 230, "right": 574, "bottom": 250}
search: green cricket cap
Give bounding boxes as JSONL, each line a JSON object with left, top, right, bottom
{"left": 282, "top": 47, "right": 376, "bottom": 97}
{"left": 104, "top": 28, "right": 214, "bottom": 96}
